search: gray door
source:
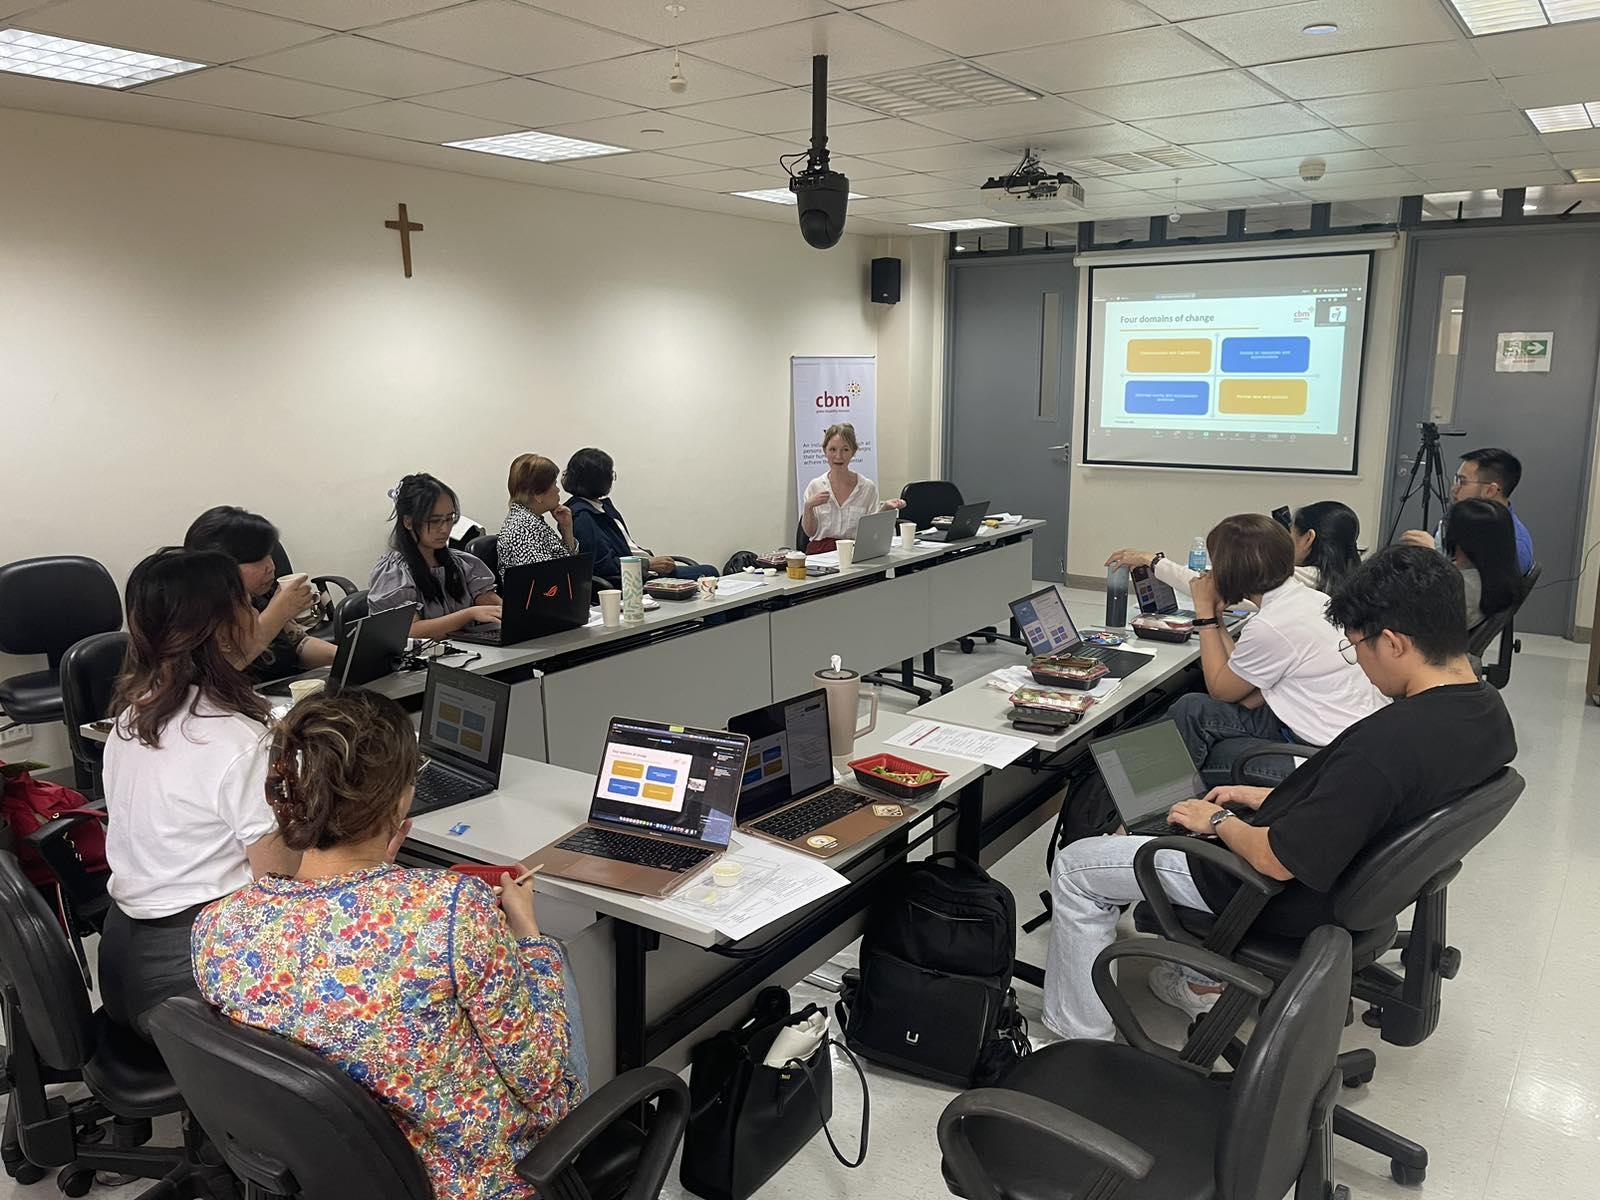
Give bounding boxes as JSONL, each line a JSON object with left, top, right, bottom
{"left": 945, "top": 256, "right": 1075, "bottom": 582}
{"left": 1387, "top": 229, "right": 1600, "bottom": 635}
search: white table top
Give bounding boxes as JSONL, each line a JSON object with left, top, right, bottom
{"left": 404, "top": 711, "right": 989, "bottom": 949}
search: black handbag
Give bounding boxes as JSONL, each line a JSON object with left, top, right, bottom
{"left": 680, "top": 986, "right": 869, "bottom": 1200}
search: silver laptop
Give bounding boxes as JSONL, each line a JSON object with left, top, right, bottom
{"left": 1089, "top": 722, "right": 1206, "bottom": 836}
{"left": 853, "top": 510, "right": 896, "bottom": 562}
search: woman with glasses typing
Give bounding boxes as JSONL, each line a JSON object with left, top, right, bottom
{"left": 369, "top": 473, "right": 502, "bottom": 640}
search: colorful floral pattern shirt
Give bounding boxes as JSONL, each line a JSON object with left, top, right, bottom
{"left": 192, "top": 864, "right": 580, "bottom": 1200}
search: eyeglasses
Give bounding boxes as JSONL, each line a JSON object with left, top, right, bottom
{"left": 1337, "top": 634, "right": 1372, "bottom": 665}
{"left": 421, "top": 511, "right": 460, "bottom": 530}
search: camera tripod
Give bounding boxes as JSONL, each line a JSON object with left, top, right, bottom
{"left": 1386, "top": 421, "right": 1463, "bottom": 544}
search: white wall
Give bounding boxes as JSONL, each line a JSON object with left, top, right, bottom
{"left": 1064, "top": 237, "right": 1405, "bottom": 580}
{"left": 0, "top": 108, "right": 941, "bottom": 768}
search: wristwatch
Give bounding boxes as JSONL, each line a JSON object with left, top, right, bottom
{"left": 1151, "top": 551, "right": 1164, "bottom": 566}
{"left": 1192, "top": 616, "right": 1220, "bottom": 628}
{"left": 1209, "top": 809, "right": 1234, "bottom": 831}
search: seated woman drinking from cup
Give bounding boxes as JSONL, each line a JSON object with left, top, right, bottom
{"left": 799, "top": 422, "right": 905, "bottom": 553}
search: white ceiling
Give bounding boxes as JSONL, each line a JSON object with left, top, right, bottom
{"left": 1, "top": 0, "right": 1596, "bottom": 237}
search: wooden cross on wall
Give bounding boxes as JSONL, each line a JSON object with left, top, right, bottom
{"left": 384, "top": 202, "right": 423, "bottom": 278}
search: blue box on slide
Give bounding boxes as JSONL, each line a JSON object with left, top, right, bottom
{"left": 1221, "top": 336, "right": 1310, "bottom": 372}
{"left": 1124, "top": 380, "right": 1209, "bottom": 416}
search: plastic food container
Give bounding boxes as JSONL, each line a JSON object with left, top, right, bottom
{"left": 1132, "top": 615, "right": 1195, "bottom": 643}
{"left": 644, "top": 579, "right": 698, "bottom": 601}
{"left": 450, "top": 863, "right": 523, "bottom": 886}
{"left": 847, "top": 753, "right": 949, "bottom": 800}
{"left": 1008, "top": 687, "right": 1095, "bottom": 729}
{"left": 1028, "top": 655, "right": 1109, "bottom": 689}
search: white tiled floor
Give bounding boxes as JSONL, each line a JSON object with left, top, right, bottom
{"left": 4, "top": 628, "right": 1595, "bottom": 1198}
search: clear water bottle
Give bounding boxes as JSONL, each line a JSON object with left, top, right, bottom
{"left": 1187, "top": 537, "right": 1209, "bottom": 573}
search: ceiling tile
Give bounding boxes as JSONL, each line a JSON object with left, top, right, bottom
{"left": 847, "top": 196, "right": 931, "bottom": 215}
{"left": 853, "top": 171, "right": 959, "bottom": 196}
{"left": 901, "top": 95, "right": 1108, "bottom": 140}
{"left": 977, "top": 27, "right": 1228, "bottom": 93}
{"left": 366, "top": 1, "right": 650, "bottom": 76}
{"left": 560, "top": 149, "right": 706, "bottom": 176}
{"left": 821, "top": 117, "right": 961, "bottom": 153}
{"left": 1396, "top": 151, "right": 1555, "bottom": 176}
{"left": 997, "top": 123, "right": 1168, "bottom": 158}
{"left": 664, "top": 88, "right": 878, "bottom": 134}
{"left": 308, "top": 99, "right": 518, "bottom": 141}
{"left": 1233, "top": 147, "right": 1394, "bottom": 176}
{"left": 894, "top": 185, "right": 986, "bottom": 207}
{"left": 1345, "top": 111, "right": 1533, "bottom": 148}
{"left": 1416, "top": 169, "right": 1570, "bottom": 190}
{"left": 862, "top": 0, "right": 1155, "bottom": 56}
{"left": 1263, "top": 164, "right": 1421, "bottom": 189}
{"left": 865, "top": 141, "right": 1027, "bottom": 173}
{"left": 211, "top": 0, "right": 462, "bottom": 30}
{"left": 1188, "top": 129, "right": 1360, "bottom": 163}
{"left": 522, "top": 0, "right": 831, "bottom": 45}
{"left": 138, "top": 65, "right": 372, "bottom": 116}
{"left": 665, "top": 166, "right": 789, "bottom": 192}
{"left": 1248, "top": 43, "right": 1487, "bottom": 100}
{"left": 414, "top": 77, "right": 636, "bottom": 126}
{"left": 1385, "top": 136, "right": 1548, "bottom": 165}
{"left": 1472, "top": 21, "right": 1600, "bottom": 76}
{"left": 542, "top": 109, "right": 749, "bottom": 150}
{"left": 1064, "top": 70, "right": 1282, "bottom": 122}
{"left": 685, "top": 12, "right": 946, "bottom": 85}
{"left": 239, "top": 36, "right": 501, "bottom": 97}
{"left": 536, "top": 51, "right": 778, "bottom": 110}
{"left": 1110, "top": 163, "right": 1253, "bottom": 187}
{"left": 1139, "top": 0, "right": 1308, "bottom": 15}
{"left": 1303, "top": 81, "right": 1515, "bottom": 127}
{"left": 830, "top": 154, "right": 911, "bottom": 180}
{"left": 1169, "top": 179, "right": 1306, "bottom": 201}
{"left": 1135, "top": 102, "right": 1325, "bottom": 143}
{"left": 19, "top": 0, "right": 322, "bottom": 62}
{"left": 1178, "top": 0, "right": 1459, "bottom": 68}
{"left": 1497, "top": 70, "right": 1600, "bottom": 111}
{"left": 1542, "top": 129, "right": 1600, "bottom": 153}
{"left": 666, "top": 134, "right": 798, "bottom": 168}
{"left": 1554, "top": 150, "right": 1600, "bottom": 169}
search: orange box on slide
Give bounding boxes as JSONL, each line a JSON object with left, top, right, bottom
{"left": 1219, "top": 378, "right": 1308, "bottom": 415}
{"left": 1126, "top": 338, "right": 1213, "bottom": 373}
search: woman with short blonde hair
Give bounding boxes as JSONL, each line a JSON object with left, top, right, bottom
{"left": 799, "top": 422, "right": 904, "bottom": 550}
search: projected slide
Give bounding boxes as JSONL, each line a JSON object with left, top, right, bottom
{"left": 1085, "top": 253, "right": 1370, "bottom": 474}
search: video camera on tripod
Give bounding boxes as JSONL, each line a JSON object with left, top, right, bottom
{"left": 1387, "top": 421, "right": 1466, "bottom": 544}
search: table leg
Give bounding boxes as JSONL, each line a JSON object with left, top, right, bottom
{"left": 955, "top": 777, "right": 987, "bottom": 859}
{"left": 614, "top": 921, "right": 649, "bottom": 1072}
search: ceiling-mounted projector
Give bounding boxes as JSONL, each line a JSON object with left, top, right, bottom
{"left": 980, "top": 149, "right": 1085, "bottom": 218}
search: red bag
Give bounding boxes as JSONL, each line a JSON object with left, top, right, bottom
{"left": 0, "top": 761, "right": 109, "bottom": 887}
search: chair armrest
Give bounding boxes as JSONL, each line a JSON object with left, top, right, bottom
{"left": 515, "top": 1067, "right": 688, "bottom": 1200}
{"left": 1228, "top": 741, "right": 1320, "bottom": 785}
{"left": 309, "top": 575, "right": 358, "bottom": 598}
{"left": 1133, "top": 836, "right": 1282, "bottom": 951}
{"left": 24, "top": 806, "right": 109, "bottom": 848}
{"left": 1090, "top": 937, "right": 1273, "bottom": 1065}
{"left": 938, "top": 1088, "right": 1154, "bottom": 1200}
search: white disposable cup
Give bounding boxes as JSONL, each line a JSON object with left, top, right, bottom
{"left": 899, "top": 521, "right": 916, "bottom": 549}
{"left": 277, "top": 573, "right": 319, "bottom": 622}
{"left": 598, "top": 590, "right": 622, "bottom": 627}
{"left": 288, "top": 678, "right": 325, "bottom": 706}
{"left": 835, "top": 539, "right": 855, "bottom": 570}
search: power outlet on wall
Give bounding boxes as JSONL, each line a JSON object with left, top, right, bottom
{"left": 0, "top": 726, "right": 32, "bottom": 748}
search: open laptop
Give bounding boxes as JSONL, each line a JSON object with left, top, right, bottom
{"left": 260, "top": 603, "right": 412, "bottom": 697}
{"left": 1008, "top": 585, "right": 1152, "bottom": 678}
{"left": 1089, "top": 721, "right": 1206, "bottom": 836}
{"left": 409, "top": 664, "right": 511, "bottom": 817}
{"left": 918, "top": 500, "right": 990, "bottom": 543}
{"left": 853, "top": 509, "right": 896, "bottom": 562}
{"left": 1131, "top": 566, "right": 1197, "bottom": 621}
{"left": 730, "top": 689, "right": 913, "bottom": 858}
{"left": 454, "top": 554, "right": 593, "bottom": 647}
{"left": 533, "top": 719, "right": 749, "bottom": 898}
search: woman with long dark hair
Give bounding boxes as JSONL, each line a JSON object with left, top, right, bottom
{"left": 99, "top": 547, "right": 300, "bottom": 1037}
{"left": 184, "top": 505, "right": 336, "bottom": 683}
{"left": 1289, "top": 500, "right": 1363, "bottom": 595}
{"left": 368, "top": 473, "right": 502, "bottom": 639}
{"left": 1443, "top": 498, "right": 1520, "bottom": 629}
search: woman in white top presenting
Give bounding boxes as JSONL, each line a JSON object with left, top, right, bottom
{"left": 800, "top": 423, "right": 905, "bottom": 551}
{"left": 99, "top": 547, "right": 301, "bottom": 1038}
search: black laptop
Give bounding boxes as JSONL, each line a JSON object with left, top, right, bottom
{"left": 409, "top": 664, "right": 510, "bottom": 817}
{"left": 918, "top": 500, "right": 990, "bottom": 543}
{"left": 454, "top": 554, "right": 593, "bottom": 647}
{"left": 1089, "top": 721, "right": 1206, "bottom": 836}
{"left": 261, "top": 603, "right": 413, "bottom": 697}
{"left": 1131, "top": 566, "right": 1197, "bottom": 621}
{"left": 1008, "top": 585, "right": 1151, "bottom": 678}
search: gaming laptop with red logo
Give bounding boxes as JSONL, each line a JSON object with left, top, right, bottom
{"left": 453, "top": 553, "right": 593, "bottom": 646}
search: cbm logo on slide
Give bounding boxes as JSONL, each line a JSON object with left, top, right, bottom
{"left": 816, "top": 382, "right": 862, "bottom": 408}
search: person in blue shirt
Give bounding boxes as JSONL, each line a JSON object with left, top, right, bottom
{"left": 1401, "top": 447, "right": 1534, "bottom": 575}
{"left": 562, "top": 448, "right": 719, "bottom": 586}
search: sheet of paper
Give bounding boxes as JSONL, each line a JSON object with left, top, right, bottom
{"left": 712, "top": 577, "right": 767, "bottom": 597}
{"left": 914, "top": 539, "right": 947, "bottom": 548}
{"left": 805, "top": 551, "right": 840, "bottom": 567}
{"left": 657, "top": 833, "right": 849, "bottom": 942}
{"left": 885, "top": 720, "right": 1033, "bottom": 768}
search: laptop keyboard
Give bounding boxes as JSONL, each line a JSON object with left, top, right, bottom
{"left": 411, "top": 765, "right": 490, "bottom": 816}
{"left": 750, "top": 787, "right": 872, "bottom": 841}
{"left": 556, "top": 827, "right": 714, "bottom": 874}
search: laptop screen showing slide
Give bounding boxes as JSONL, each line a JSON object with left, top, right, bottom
{"left": 729, "top": 690, "right": 835, "bottom": 824}
{"left": 590, "top": 719, "right": 746, "bottom": 848}
{"left": 1089, "top": 722, "right": 1207, "bottom": 834}
{"left": 419, "top": 664, "right": 509, "bottom": 789}
{"left": 1009, "top": 586, "right": 1081, "bottom": 657}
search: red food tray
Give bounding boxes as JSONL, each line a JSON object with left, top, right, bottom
{"left": 846, "top": 753, "right": 949, "bottom": 799}
{"left": 449, "top": 863, "right": 527, "bottom": 886}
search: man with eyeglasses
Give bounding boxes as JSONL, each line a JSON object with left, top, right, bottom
{"left": 1400, "top": 447, "right": 1534, "bottom": 574}
{"left": 1039, "top": 546, "right": 1515, "bottom": 1042}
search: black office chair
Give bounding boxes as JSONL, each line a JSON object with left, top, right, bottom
{"left": 0, "top": 851, "right": 227, "bottom": 1197}
{"left": 1131, "top": 766, "right": 1525, "bottom": 1185}
{"left": 270, "top": 542, "right": 359, "bottom": 645}
{"left": 1203, "top": 736, "right": 1324, "bottom": 790}
{"left": 150, "top": 996, "right": 689, "bottom": 1200}
{"left": 939, "top": 926, "right": 1354, "bottom": 1200}
{"left": 466, "top": 533, "right": 500, "bottom": 578}
{"left": 0, "top": 556, "right": 122, "bottom": 746}
{"left": 330, "top": 589, "right": 370, "bottom": 646}
{"left": 1471, "top": 560, "right": 1539, "bottom": 689}
{"left": 59, "top": 630, "right": 128, "bottom": 796}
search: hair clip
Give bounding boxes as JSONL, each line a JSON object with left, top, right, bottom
{"left": 387, "top": 485, "right": 401, "bottom": 500}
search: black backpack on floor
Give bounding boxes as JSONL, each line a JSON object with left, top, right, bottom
{"left": 837, "top": 853, "right": 1029, "bottom": 1088}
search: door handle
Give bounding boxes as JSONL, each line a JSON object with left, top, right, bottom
{"left": 1046, "top": 443, "right": 1070, "bottom": 451}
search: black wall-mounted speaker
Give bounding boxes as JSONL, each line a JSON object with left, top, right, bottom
{"left": 871, "top": 257, "right": 902, "bottom": 304}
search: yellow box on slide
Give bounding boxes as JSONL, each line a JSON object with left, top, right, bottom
{"left": 1219, "top": 378, "right": 1308, "bottom": 415}
{"left": 1125, "top": 338, "right": 1213, "bottom": 373}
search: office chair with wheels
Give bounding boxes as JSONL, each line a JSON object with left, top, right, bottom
{"left": 1200, "top": 736, "right": 1323, "bottom": 790}
{"left": 329, "top": 590, "right": 370, "bottom": 647}
{"left": 0, "top": 556, "right": 122, "bottom": 753}
{"left": 939, "top": 926, "right": 1354, "bottom": 1200}
{"left": 1131, "top": 766, "right": 1525, "bottom": 1186}
{"left": 270, "top": 543, "right": 358, "bottom": 645}
{"left": 59, "top": 631, "right": 128, "bottom": 798}
{"left": 466, "top": 533, "right": 500, "bottom": 578}
{"left": 150, "top": 995, "right": 690, "bottom": 1200}
{"left": 0, "top": 851, "right": 229, "bottom": 1198}
{"left": 1470, "top": 560, "right": 1539, "bottom": 690}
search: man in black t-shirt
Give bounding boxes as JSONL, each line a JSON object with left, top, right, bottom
{"left": 1041, "top": 547, "right": 1516, "bottom": 1043}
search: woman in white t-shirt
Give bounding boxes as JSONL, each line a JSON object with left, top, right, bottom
{"left": 799, "top": 423, "right": 905, "bottom": 551}
{"left": 99, "top": 547, "right": 300, "bottom": 1037}
{"left": 1168, "top": 513, "right": 1386, "bottom": 787}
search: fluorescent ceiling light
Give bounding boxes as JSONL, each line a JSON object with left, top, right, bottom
{"left": 1526, "top": 103, "right": 1594, "bottom": 132}
{"left": 909, "top": 218, "right": 1012, "bottom": 231}
{"left": 0, "top": 28, "right": 204, "bottom": 88}
{"left": 1445, "top": 0, "right": 1600, "bottom": 34}
{"left": 443, "top": 130, "right": 629, "bottom": 162}
{"left": 730, "top": 188, "right": 866, "bottom": 204}
{"left": 1571, "top": 167, "right": 1600, "bottom": 182}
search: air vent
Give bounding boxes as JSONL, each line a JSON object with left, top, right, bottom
{"left": 831, "top": 60, "right": 1040, "bottom": 118}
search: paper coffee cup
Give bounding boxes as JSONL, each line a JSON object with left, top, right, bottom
{"left": 836, "top": 539, "right": 855, "bottom": 570}
{"left": 288, "top": 678, "right": 324, "bottom": 706}
{"left": 697, "top": 575, "right": 720, "bottom": 600}
{"left": 898, "top": 521, "right": 916, "bottom": 549}
{"left": 598, "top": 589, "right": 622, "bottom": 627}
{"left": 277, "top": 573, "right": 319, "bottom": 622}
{"left": 786, "top": 551, "right": 807, "bottom": 580}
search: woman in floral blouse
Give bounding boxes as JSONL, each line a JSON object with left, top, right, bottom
{"left": 192, "top": 689, "right": 581, "bottom": 1200}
